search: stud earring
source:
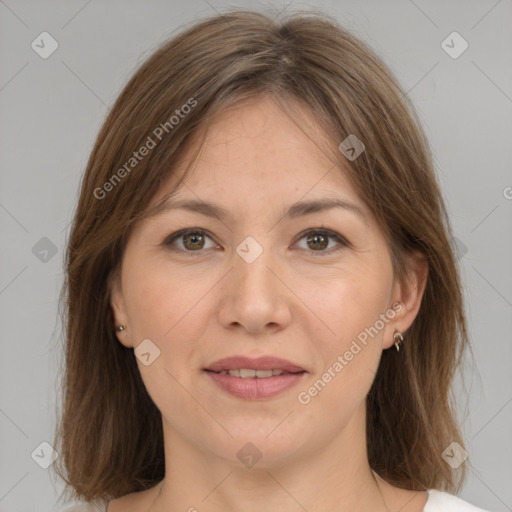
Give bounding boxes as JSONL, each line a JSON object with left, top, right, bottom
{"left": 116, "top": 325, "right": 126, "bottom": 333}
{"left": 393, "top": 330, "right": 404, "bottom": 351}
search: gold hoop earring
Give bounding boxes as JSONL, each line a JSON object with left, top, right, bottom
{"left": 393, "top": 330, "right": 404, "bottom": 352}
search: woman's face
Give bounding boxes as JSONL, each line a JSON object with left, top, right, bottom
{"left": 111, "top": 96, "right": 424, "bottom": 468}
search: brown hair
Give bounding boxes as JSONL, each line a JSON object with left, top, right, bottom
{"left": 52, "top": 7, "right": 475, "bottom": 503}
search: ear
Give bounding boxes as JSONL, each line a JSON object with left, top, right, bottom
{"left": 108, "top": 268, "right": 133, "bottom": 348}
{"left": 383, "top": 250, "right": 428, "bottom": 350}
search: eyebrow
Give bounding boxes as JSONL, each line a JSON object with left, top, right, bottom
{"left": 152, "top": 197, "right": 367, "bottom": 223}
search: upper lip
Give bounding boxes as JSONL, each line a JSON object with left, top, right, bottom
{"left": 204, "top": 356, "right": 306, "bottom": 373}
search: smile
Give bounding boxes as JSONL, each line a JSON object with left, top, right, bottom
{"left": 214, "top": 368, "right": 291, "bottom": 378}
{"left": 204, "top": 369, "right": 307, "bottom": 399}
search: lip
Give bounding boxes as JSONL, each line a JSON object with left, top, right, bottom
{"left": 204, "top": 355, "right": 306, "bottom": 373}
{"left": 205, "top": 370, "right": 307, "bottom": 400}
{"left": 203, "top": 355, "right": 307, "bottom": 400}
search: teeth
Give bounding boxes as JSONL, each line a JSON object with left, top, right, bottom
{"left": 218, "top": 368, "right": 286, "bottom": 378}
{"left": 240, "top": 369, "right": 257, "bottom": 378}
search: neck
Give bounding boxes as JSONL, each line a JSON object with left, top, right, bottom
{"left": 149, "top": 403, "right": 391, "bottom": 512}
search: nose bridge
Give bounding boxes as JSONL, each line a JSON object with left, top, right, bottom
{"left": 217, "top": 234, "right": 291, "bottom": 333}
{"left": 233, "top": 235, "right": 279, "bottom": 300}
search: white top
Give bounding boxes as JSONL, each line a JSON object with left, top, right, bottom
{"left": 424, "top": 490, "right": 489, "bottom": 511}
{"left": 59, "top": 489, "right": 490, "bottom": 511}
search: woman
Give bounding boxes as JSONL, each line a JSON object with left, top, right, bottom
{"left": 54, "top": 8, "right": 489, "bottom": 512}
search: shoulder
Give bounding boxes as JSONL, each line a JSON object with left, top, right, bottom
{"left": 424, "top": 489, "right": 490, "bottom": 511}
{"left": 58, "top": 497, "right": 110, "bottom": 512}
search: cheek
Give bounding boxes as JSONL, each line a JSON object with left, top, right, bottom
{"left": 121, "top": 258, "right": 210, "bottom": 375}
{"left": 305, "top": 262, "right": 392, "bottom": 338}
{"left": 121, "top": 255, "right": 190, "bottom": 337}
{"left": 299, "top": 261, "right": 392, "bottom": 395}
{"left": 296, "top": 281, "right": 387, "bottom": 415}
{"left": 125, "top": 280, "right": 171, "bottom": 336}
{"left": 121, "top": 261, "right": 200, "bottom": 409}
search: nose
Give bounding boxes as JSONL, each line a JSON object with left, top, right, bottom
{"left": 216, "top": 243, "right": 292, "bottom": 335}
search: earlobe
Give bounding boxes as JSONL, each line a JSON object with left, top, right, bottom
{"left": 108, "top": 270, "right": 132, "bottom": 348}
{"left": 385, "top": 251, "right": 428, "bottom": 350}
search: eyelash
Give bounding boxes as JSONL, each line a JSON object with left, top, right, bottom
{"left": 163, "top": 227, "right": 349, "bottom": 256}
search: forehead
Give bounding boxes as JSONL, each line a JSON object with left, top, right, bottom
{"left": 150, "top": 95, "right": 362, "bottom": 208}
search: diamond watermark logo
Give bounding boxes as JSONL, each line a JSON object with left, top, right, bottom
{"left": 441, "top": 32, "right": 468, "bottom": 59}
{"left": 31, "top": 32, "right": 59, "bottom": 59}
{"left": 135, "top": 338, "right": 161, "bottom": 366}
{"left": 236, "top": 236, "right": 263, "bottom": 264}
{"left": 31, "top": 441, "right": 59, "bottom": 469}
{"left": 442, "top": 441, "right": 468, "bottom": 469}
{"left": 338, "top": 134, "right": 365, "bottom": 161}
{"left": 32, "top": 237, "right": 58, "bottom": 263}
{"left": 236, "top": 442, "right": 262, "bottom": 468}
{"left": 452, "top": 236, "right": 468, "bottom": 261}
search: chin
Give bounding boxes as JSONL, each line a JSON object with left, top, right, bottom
{"left": 205, "top": 429, "right": 309, "bottom": 469}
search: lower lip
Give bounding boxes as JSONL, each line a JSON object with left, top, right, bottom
{"left": 204, "top": 370, "right": 306, "bottom": 399}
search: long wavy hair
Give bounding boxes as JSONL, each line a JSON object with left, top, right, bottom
{"left": 52, "top": 7, "right": 475, "bottom": 503}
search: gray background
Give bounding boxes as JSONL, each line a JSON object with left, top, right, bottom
{"left": 1, "top": 0, "right": 511, "bottom": 510}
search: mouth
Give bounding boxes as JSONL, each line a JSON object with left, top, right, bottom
{"left": 204, "top": 355, "right": 306, "bottom": 374}
{"left": 204, "top": 368, "right": 305, "bottom": 378}
{"left": 203, "top": 355, "right": 307, "bottom": 400}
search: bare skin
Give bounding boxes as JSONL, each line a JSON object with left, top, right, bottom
{"left": 108, "top": 474, "right": 429, "bottom": 511}
{"left": 108, "top": 95, "right": 429, "bottom": 512}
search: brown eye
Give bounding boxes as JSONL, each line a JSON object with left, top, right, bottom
{"left": 164, "top": 229, "right": 217, "bottom": 253}
{"left": 164, "top": 227, "right": 348, "bottom": 256}
{"left": 306, "top": 233, "right": 329, "bottom": 251}
{"left": 295, "top": 229, "right": 349, "bottom": 255}
{"left": 182, "top": 232, "right": 205, "bottom": 250}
